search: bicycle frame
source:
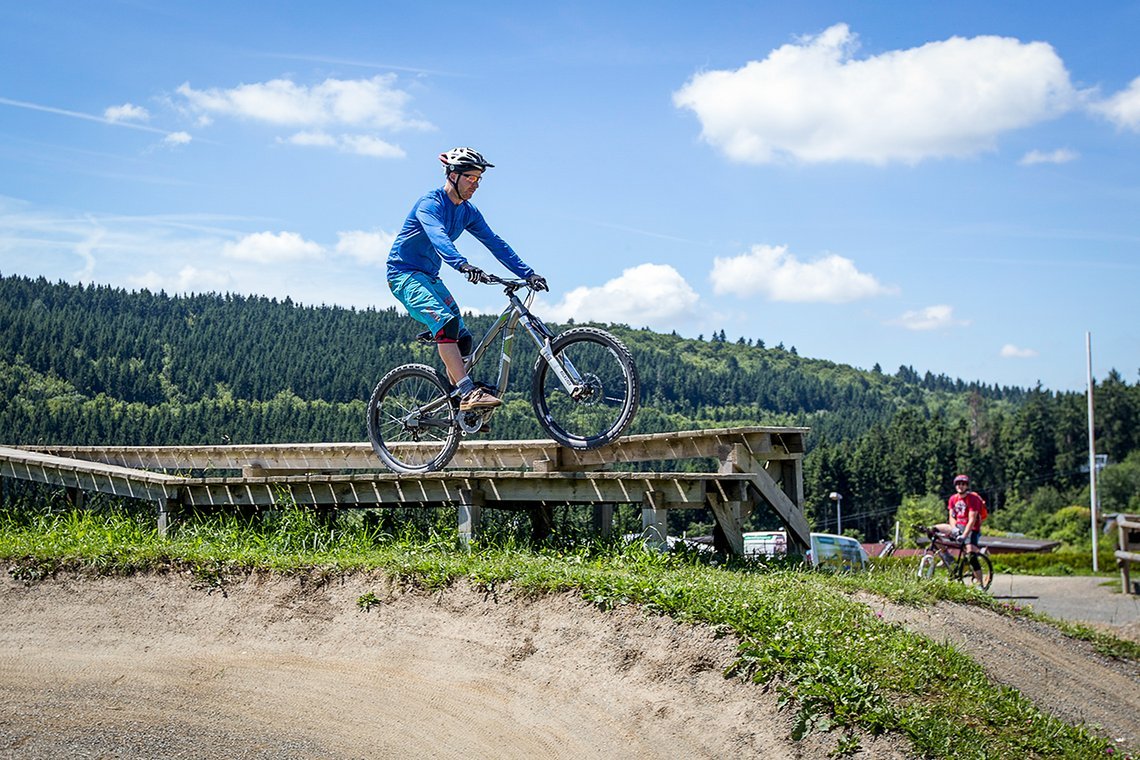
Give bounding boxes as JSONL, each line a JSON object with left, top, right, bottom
{"left": 392, "top": 280, "right": 587, "bottom": 433}
{"left": 462, "top": 279, "right": 586, "bottom": 399}
{"left": 920, "top": 528, "right": 986, "bottom": 577}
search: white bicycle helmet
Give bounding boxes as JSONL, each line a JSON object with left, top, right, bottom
{"left": 439, "top": 147, "right": 494, "bottom": 173}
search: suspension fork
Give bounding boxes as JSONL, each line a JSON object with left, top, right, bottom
{"left": 520, "top": 314, "right": 583, "bottom": 393}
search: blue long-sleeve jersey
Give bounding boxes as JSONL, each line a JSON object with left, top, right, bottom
{"left": 386, "top": 187, "right": 533, "bottom": 281}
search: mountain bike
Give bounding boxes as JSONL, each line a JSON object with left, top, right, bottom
{"left": 367, "top": 274, "right": 640, "bottom": 473}
{"left": 915, "top": 526, "right": 993, "bottom": 591}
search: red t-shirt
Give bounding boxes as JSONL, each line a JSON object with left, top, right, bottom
{"left": 947, "top": 491, "right": 985, "bottom": 528}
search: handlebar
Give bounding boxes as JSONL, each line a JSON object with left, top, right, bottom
{"left": 477, "top": 273, "right": 531, "bottom": 294}
{"left": 917, "top": 525, "right": 965, "bottom": 547}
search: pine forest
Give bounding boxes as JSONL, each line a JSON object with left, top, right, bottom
{"left": 2, "top": 273, "right": 1139, "bottom": 547}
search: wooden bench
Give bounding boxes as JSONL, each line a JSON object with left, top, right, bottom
{"left": 1114, "top": 514, "right": 1140, "bottom": 595}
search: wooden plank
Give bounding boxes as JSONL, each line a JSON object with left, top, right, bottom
{"left": 744, "top": 471, "right": 812, "bottom": 550}
{"left": 0, "top": 446, "right": 183, "bottom": 502}
{"left": 170, "top": 471, "right": 737, "bottom": 508}
{"left": 20, "top": 426, "right": 807, "bottom": 473}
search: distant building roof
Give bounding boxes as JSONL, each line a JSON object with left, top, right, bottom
{"left": 908, "top": 535, "right": 1061, "bottom": 554}
{"left": 978, "top": 535, "right": 1061, "bottom": 554}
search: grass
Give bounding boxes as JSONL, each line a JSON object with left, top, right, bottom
{"left": 1, "top": 503, "right": 1135, "bottom": 760}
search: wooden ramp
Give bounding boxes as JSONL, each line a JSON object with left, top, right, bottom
{"left": 0, "top": 427, "right": 810, "bottom": 553}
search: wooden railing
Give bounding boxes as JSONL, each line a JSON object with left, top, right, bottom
{"left": 1115, "top": 514, "right": 1140, "bottom": 596}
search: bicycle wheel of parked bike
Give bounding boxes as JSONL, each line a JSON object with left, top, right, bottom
{"left": 367, "top": 363, "right": 460, "bottom": 473}
{"left": 917, "top": 553, "right": 940, "bottom": 580}
{"left": 952, "top": 551, "right": 994, "bottom": 591}
{"left": 531, "top": 326, "right": 639, "bottom": 450}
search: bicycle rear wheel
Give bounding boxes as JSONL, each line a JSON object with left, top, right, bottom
{"left": 531, "top": 327, "right": 639, "bottom": 450}
{"left": 953, "top": 551, "right": 994, "bottom": 591}
{"left": 367, "top": 363, "right": 460, "bottom": 473}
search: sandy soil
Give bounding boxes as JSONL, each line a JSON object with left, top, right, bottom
{"left": 0, "top": 571, "right": 911, "bottom": 760}
{"left": 1, "top": 570, "right": 1136, "bottom": 759}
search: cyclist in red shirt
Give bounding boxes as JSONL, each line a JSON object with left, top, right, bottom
{"left": 937, "top": 474, "right": 987, "bottom": 584}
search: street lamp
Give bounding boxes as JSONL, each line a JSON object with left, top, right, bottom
{"left": 829, "top": 492, "right": 843, "bottom": 534}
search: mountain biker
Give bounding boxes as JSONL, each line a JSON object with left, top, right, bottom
{"left": 936, "top": 474, "right": 987, "bottom": 584}
{"left": 387, "top": 147, "right": 548, "bottom": 411}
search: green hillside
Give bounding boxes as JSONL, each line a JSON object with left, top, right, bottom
{"left": 3, "top": 273, "right": 1138, "bottom": 544}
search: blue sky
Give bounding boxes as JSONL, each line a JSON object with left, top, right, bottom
{"left": 2, "top": 1, "right": 1138, "bottom": 393}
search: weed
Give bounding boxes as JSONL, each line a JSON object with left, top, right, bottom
{"left": 190, "top": 561, "right": 230, "bottom": 596}
{"left": 357, "top": 591, "right": 382, "bottom": 612}
{"left": 7, "top": 558, "right": 56, "bottom": 585}
{"left": 828, "top": 733, "right": 862, "bottom": 758}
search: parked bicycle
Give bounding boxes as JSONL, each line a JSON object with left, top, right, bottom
{"left": 915, "top": 525, "right": 993, "bottom": 591}
{"left": 367, "top": 274, "right": 640, "bottom": 473}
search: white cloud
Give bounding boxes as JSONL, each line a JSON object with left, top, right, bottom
{"left": 130, "top": 265, "right": 231, "bottom": 294}
{"left": 673, "top": 23, "right": 1078, "bottom": 164}
{"left": 1019, "top": 148, "right": 1078, "bottom": 165}
{"left": 1000, "top": 343, "right": 1039, "bottom": 358}
{"left": 104, "top": 103, "right": 149, "bottom": 122}
{"left": 176, "top": 75, "right": 431, "bottom": 131}
{"left": 542, "top": 263, "right": 700, "bottom": 328}
{"left": 223, "top": 231, "right": 324, "bottom": 263}
{"left": 339, "top": 134, "right": 405, "bottom": 158}
{"left": 285, "top": 130, "right": 338, "bottom": 148}
{"left": 710, "top": 244, "right": 893, "bottom": 303}
{"left": 283, "top": 130, "right": 405, "bottom": 158}
{"left": 1091, "top": 75, "right": 1140, "bottom": 131}
{"left": 890, "top": 304, "right": 968, "bottom": 331}
{"left": 335, "top": 229, "right": 394, "bottom": 264}
{"left": 163, "top": 131, "right": 192, "bottom": 146}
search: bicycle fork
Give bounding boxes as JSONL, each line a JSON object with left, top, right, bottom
{"left": 522, "top": 320, "right": 586, "bottom": 396}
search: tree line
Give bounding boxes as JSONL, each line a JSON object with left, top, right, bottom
{"left": 2, "top": 273, "right": 1138, "bottom": 545}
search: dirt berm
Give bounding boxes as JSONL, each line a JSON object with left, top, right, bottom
{"left": 1, "top": 571, "right": 1137, "bottom": 759}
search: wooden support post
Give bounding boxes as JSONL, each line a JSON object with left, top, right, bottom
{"left": 156, "top": 497, "right": 179, "bottom": 538}
{"left": 458, "top": 488, "right": 484, "bottom": 550}
{"left": 531, "top": 504, "right": 554, "bottom": 543}
{"left": 1117, "top": 516, "right": 1140, "bottom": 596}
{"left": 779, "top": 458, "right": 804, "bottom": 514}
{"left": 66, "top": 486, "right": 86, "bottom": 510}
{"left": 641, "top": 493, "right": 667, "bottom": 551}
{"left": 722, "top": 443, "right": 810, "bottom": 552}
{"left": 592, "top": 503, "right": 614, "bottom": 538}
{"left": 709, "top": 495, "right": 745, "bottom": 555}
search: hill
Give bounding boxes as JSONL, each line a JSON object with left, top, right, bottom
{"left": 2, "top": 273, "right": 1139, "bottom": 542}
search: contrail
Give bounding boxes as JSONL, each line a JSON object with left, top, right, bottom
{"left": 0, "top": 96, "right": 171, "bottom": 136}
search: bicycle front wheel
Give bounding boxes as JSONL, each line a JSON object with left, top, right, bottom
{"left": 367, "top": 363, "right": 460, "bottom": 473}
{"left": 953, "top": 551, "right": 994, "bottom": 591}
{"left": 531, "top": 327, "right": 639, "bottom": 450}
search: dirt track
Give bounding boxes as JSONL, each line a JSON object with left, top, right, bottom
{"left": 1, "top": 571, "right": 1137, "bottom": 758}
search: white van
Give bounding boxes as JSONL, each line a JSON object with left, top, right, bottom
{"left": 743, "top": 531, "right": 869, "bottom": 571}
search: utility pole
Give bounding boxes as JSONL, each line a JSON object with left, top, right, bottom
{"left": 1086, "top": 332, "right": 1099, "bottom": 573}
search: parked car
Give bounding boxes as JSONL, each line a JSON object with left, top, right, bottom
{"left": 743, "top": 530, "right": 869, "bottom": 571}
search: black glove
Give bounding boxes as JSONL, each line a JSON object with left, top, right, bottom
{"left": 526, "top": 273, "right": 548, "bottom": 292}
{"left": 459, "top": 264, "right": 487, "bottom": 284}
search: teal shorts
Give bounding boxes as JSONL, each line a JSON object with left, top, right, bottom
{"left": 389, "top": 271, "right": 469, "bottom": 339}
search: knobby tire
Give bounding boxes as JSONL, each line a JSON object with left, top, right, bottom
{"left": 367, "top": 363, "right": 460, "bottom": 473}
{"left": 531, "top": 326, "right": 639, "bottom": 450}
